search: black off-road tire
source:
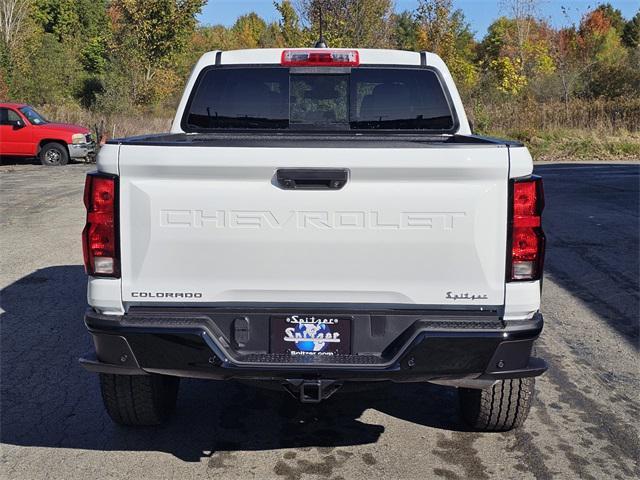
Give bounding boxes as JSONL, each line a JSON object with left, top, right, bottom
{"left": 459, "top": 378, "right": 535, "bottom": 431}
{"left": 39, "top": 142, "right": 69, "bottom": 166}
{"left": 99, "top": 373, "right": 180, "bottom": 426}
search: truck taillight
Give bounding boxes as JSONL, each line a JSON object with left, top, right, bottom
{"left": 82, "top": 173, "right": 119, "bottom": 277}
{"left": 281, "top": 49, "right": 359, "bottom": 66}
{"left": 508, "top": 176, "right": 545, "bottom": 281}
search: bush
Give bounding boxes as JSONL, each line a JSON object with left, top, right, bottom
{"left": 469, "top": 98, "right": 640, "bottom": 135}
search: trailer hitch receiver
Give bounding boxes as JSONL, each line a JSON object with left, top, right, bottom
{"left": 284, "top": 379, "right": 342, "bottom": 403}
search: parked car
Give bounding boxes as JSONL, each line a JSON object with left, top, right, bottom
{"left": 80, "top": 48, "right": 546, "bottom": 431}
{"left": 0, "top": 103, "right": 95, "bottom": 165}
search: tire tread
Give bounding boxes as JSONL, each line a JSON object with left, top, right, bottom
{"left": 99, "top": 374, "right": 179, "bottom": 426}
{"left": 459, "top": 378, "right": 535, "bottom": 431}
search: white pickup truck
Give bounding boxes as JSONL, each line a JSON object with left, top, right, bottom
{"left": 80, "top": 48, "right": 546, "bottom": 431}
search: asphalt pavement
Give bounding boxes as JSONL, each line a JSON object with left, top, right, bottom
{"left": 0, "top": 162, "right": 638, "bottom": 480}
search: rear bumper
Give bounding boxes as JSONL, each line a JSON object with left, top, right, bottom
{"left": 80, "top": 307, "right": 546, "bottom": 385}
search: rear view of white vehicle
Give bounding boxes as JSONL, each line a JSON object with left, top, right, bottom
{"left": 80, "top": 48, "right": 546, "bottom": 431}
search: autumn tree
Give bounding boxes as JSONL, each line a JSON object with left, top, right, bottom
{"left": 593, "top": 3, "right": 625, "bottom": 33}
{"left": 478, "top": 1, "right": 554, "bottom": 96}
{"left": 577, "top": 6, "right": 627, "bottom": 65}
{"left": 0, "top": 0, "right": 33, "bottom": 98}
{"left": 297, "top": 0, "right": 394, "bottom": 48}
{"left": 479, "top": 9, "right": 555, "bottom": 96}
{"left": 0, "top": 0, "right": 31, "bottom": 51}
{"left": 499, "top": 0, "right": 540, "bottom": 61}
{"left": 576, "top": 7, "right": 637, "bottom": 97}
{"left": 414, "top": 0, "right": 478, "bottom": 91}
{"left": 552, "top": 26, "right": 583, "bottom": 104}
{"left": 231, "top": 13, "right": 268, "bottom": 49}
{"left": 3, "top": 0, "right": 638, "bottom": 127}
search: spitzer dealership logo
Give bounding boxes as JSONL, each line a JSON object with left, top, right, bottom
{"left": 284, "top": 316, "right": 340, "bottom": 354}
{"left": 160, "top": 209, "right": 466, "bottom": 230}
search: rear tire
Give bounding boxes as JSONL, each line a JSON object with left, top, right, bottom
{"left": 99, "top": 373, "right": 180, "bottom": 426}
{"left": 459, "top": 378, "right": 535, "bottom": 431}
{"left": 39, "top": 142, "right": 69, "bottom": 166}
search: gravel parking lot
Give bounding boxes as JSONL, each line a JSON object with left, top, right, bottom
{"left": 1, "top": 162, "right": 638, "bottom": 480}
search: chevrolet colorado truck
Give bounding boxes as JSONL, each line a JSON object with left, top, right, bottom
{"left": 0, "top": 103, "right": 95, "bottom": 165}
{"left": 80, "top": 48, "right": 546, "bottom": 431}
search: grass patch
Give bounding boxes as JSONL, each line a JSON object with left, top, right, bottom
{"left": 487, "top": 129, "right": 640, "bottom": 161}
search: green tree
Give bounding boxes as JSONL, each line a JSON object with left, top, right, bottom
{"left": 622, "top": 11, "right": 640, "bottom": 48}
{"left": 10, "top": 32, "right": 83, "bottom": 103}
{"left": 275, "top": 0, "right": 303, "bottom": 46}
{"left": 29, "top": 0, "right": 110, "bottom": 107}
{"left": 76, "top": 0, "right": 110, "bottom": 74}
{"left": 32, "top": 0, "right": 78, "bottom": 40}
{"left": 392, "top": 11, "right": 420, "bottom": 51}
{"left": 111, "top": 0, "right": 204, "bottom": 79}
{"left": 109, "top": 0, "right": 205, "bottom": 104}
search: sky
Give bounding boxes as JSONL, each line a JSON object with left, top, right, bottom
{"left": 198, "top": 1, "right": 640, "bottom": 39}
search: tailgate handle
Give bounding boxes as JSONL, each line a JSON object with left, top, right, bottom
{"left": 276, "top": 169, "right": 348, "bottom": 190}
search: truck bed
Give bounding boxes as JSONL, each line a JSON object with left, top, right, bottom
{"left": 107, "top": 132, "right": 525, "bottom": 149}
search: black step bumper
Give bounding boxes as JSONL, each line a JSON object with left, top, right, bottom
{"left": 80, "top": 307, "right": 546, "bottom": 385}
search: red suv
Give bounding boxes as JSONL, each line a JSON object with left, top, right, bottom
{"left": 0, "top": 103, "right": 95, "bottom": 166}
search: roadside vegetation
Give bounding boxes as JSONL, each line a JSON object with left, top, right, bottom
{"left": 1, "top": 0, "right": 639, "bottom": 160}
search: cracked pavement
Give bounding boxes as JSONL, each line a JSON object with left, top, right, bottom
{"left": 1, "top": 162, "right": 638, "bottom": 480}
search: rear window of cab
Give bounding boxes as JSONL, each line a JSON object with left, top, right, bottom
{"left": 183, "top": 67, "right": 457, "bottom": 133}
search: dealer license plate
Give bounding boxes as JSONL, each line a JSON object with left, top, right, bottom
{"left": 270, "top": 315, "right": 352, "bottom": 356}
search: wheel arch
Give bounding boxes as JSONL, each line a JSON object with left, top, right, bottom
{"left": 37, "top": 138, "right": 69, "bottom": 154}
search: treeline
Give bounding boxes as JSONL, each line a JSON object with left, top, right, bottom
{"left": 1, "top": 1, "right": 639, "bottom": 135}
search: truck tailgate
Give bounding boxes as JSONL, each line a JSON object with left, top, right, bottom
{"left": 118, "top": 145, "right": 509, "bottom": 307}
